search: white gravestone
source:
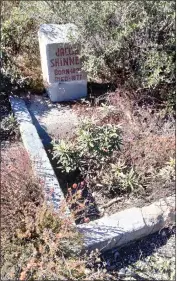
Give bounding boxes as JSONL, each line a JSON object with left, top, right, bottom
{"left": 38, "top": 24, "right": 87, "bottom": 102}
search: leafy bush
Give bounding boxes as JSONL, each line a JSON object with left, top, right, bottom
{"left": 52, "top": 139, "right": 80, "bottom": 173}
{"left": 47, "top": 1, "right": 175, "bottom": 106}
{"left": 52, "top": 118, "right": 143, "bottom": 195}
{"left": 157, "top": 157, "right": 175, "bottom": 184}
{"left": 1, "top": 1, "right": 54, "bottom": 92}
{"left": 72, "top": 90, "right": 175, "bottom": 196}
{"left": 2, "top": 1, "right": 175, "bottom": 107}
{"left": 52, "top": 117, "right": 122, "bottom": 176}
{"left": 1, "top": 113, "right": 16, "bottom": 129}
{"left": 1, "top": 113, "right": 20, "bottom": 140}
{"left": 77, "top": 118, "right": 122, "bottom": 154}
{"left": 97, "top": 161, "right": 142, "bottom": 194}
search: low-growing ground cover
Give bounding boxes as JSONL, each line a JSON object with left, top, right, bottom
{"left": 1, "top": 87, "right": 175, "bottom": 281}
{"left": 1, "top": 1, "right": 175, "bottom": 279}
{"left": 0, "top": 98, "right": 86, "bottom": 280}
{"left": 1, "top": 141, "right": 175, "bottom": 281}
{"left": 1, "top": 142, "right": 87, "bottom": 280}
{"left": 50, "top": 88, "right": 175, "bottom": 223}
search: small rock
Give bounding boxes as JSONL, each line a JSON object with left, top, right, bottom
{"left": 98, "top": 208, "right": 104, "bottom": 216}
{"left": 125, "top": 268, "right": 132, "bottom": 275}
{"left": 118, "top": 268, "right": 126, "bottom": 277}
{"left": 84, "top": 268, "right": 91, "bottom": 275}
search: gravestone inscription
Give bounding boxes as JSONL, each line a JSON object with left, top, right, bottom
{"left": 38, "top": 24, "right": 87, "bottom": 102}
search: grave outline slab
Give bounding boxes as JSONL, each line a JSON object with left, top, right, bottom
{"left": 10, "top": 96, "right": 175, "bottom": 253}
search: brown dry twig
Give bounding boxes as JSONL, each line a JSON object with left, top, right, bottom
{"left": 101, "top": 197, "right": 123, "bottom": 209}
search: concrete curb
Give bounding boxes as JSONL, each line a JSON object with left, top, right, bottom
{"left": 78, "top": 196, "right": 175, "bottom": 252}
{"left": 10, "top": 96, "right": 68, "bottom": 212}
{"left": 10, "top": 96, "right": 176, "bottom": 253}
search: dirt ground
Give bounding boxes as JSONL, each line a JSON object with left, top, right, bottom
{"left": 94, "top": 184, "right": 175, "bottom": 218}
{"left": 25, "top": 94, "right": 78, "bottom": 143}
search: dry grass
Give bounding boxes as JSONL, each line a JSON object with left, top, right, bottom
{"left": 1, "top": 142, "right": 85, "bottom": 280}
{"left": 71, "top": 88, "right": 175, "bottom": 200}
{"left": 122, "top": 134, "right": 175, "bottom": 177}
{"left": 1, "top": 142, "right": 43, "bottom": 238}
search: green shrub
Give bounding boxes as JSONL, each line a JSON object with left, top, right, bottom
{"left": 94, "top": 161, "right": 142, "bottom": 194}
{"left": 52, "top": 116, "right": 146, "bottom": 193}
{"left": 2, "top": 1, "right": 175, "bottom": 107}
{"left": 0, "top": 113, "right": 21, "bottom": 142}
{"left": 1, "top": 1, "right": 54, "bottom": 91}
{"left": 1, "top": 114, "right": 15, "bottom": 129}
{"left": 52, "top": 139, "right": 80, "bottom": 173}
{"left": 47, "top": 1, "right": 175, "bottom": 106}
{"left": 77, "top": 118, "right": 122, "bottom": 157}
{"left": 52, "top": 117, "right": 123, "bottom": 176}
{"left": 52, "top": 118, "right": 142, "bottom": 195}
{"left": 157, "top": 157, "right": 175, "bottom": 183}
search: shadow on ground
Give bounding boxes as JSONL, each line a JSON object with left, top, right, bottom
{"left": 22, "top": 81, "right": 116, "bottom": 119}
{"left": 26, "top": 111, "right": 100, "bottom": 225}
{"left": 45, "top": 143, "right": 100, "bottom": 224}
{"left": 96, "top": 226, "right": 175, "bottom": 278}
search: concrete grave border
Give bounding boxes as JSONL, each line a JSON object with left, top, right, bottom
{"left": 9, "top": 96, "right": 68, "bottom": 213}
{"left": 10, "top": 96, "right": 175, "bottom": 253}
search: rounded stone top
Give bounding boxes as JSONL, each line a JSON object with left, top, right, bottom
{"left": 38, "top": 23, "right": 78, "bottom": 44}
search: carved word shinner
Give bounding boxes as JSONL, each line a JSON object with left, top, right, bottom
{"left": 38, "top": 24, "right": 87, "bottom": 102}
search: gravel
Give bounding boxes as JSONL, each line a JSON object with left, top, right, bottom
{"left": 26, "top": 94, "right": 78, "bottom": 142}
{"left": 86, "top": 226, "right": 175, "bottom": 280}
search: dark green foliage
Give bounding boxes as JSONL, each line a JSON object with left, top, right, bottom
{"left": 1, "top": 1, "right": 175, "bottom": 108}
{"left": 52, "top": 118, "right": 122, "bottom": 174}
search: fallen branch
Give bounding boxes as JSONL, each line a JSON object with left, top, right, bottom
{"left": 101, "top": 197, "right": 123, "bottom": 209}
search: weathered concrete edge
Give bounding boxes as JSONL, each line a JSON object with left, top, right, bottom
{"left": 10, "top": 96, "right": 175, "bottom": 253}
{"left": 78, "top": 195, "right": 175, "bottom": 252}
{"left": 10, "top": 96, "right": 32, "bottom": 123}
{"left": 10, "top": 96, "right": 70, "bottom": 214}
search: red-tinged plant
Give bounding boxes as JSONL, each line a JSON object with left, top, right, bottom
{"left": 2, "top": 145, "right": 85, "bottom": 280}
{"left": 122, "top": 134, "right": 176, "bottom": 178}
{"left": 66, "top": 180, "right": 100, "bottom": 224}
{"left": 1, "top": 143, "right": 44, "bottom": 239}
